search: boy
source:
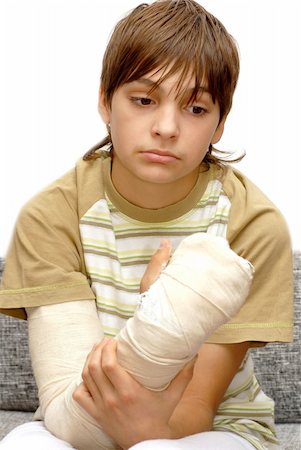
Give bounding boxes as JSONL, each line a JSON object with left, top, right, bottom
{"left": 0, "top": 1, "right": 293, "bottom": 449}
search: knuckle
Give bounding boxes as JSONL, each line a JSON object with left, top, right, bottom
{"left": 120, "top": 389, "right": 133, "bottom": 404}
{"left": 88, "top": 360, "right": 99, "bottom": 376}
{"left": 72, "top": 384, "right": 86, "bottom": 402}
{"left": 72, "top": 389, "right": 80, "bottom": 402}
{"left": 151, "top": 252, "right": 162, "bottom": 264}
{"left": 94, "top": 342, "right": 103, "bottom": 352}
{"left": 102, "top": 359, "right": 115, "bottom": 374}
{"left": 118, "top": 388, "right": 137, "bottom": 408}
{"left": 121, "top": 391, "right": 135, "bottom": 405}
{"left": 82, "top": 367, "right": 89, "bottom": 381}
{"left": 105, "top": 395, "right": 117, "bottom": 409}
{"left": 140, "top": 277, "right": 149, "bottom": 293}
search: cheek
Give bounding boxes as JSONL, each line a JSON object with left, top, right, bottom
{"left": 115, "top": 115, "right": 139, "bottom": 140}
{"left": 110, "top": 122, "right": 134, "bottom": 153}
{"left": 188, "top": 126, "right": 212, "bottom": 148}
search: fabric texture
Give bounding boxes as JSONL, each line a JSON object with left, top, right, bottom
{"left": 82, "top": 158, "right": 293, "bottom": 344}
{"left": 26, "top": 300, "right": 115, "bottom": 450}
{"left": 0, "top": 258, "right": 38, "bottom": 411}
{"left": 1, "top": 418, "right": 300, "bottom": 450}
{"left": 0, "top": 412, "right": 34, "bottom": 440}
{"left": 1, "top": 423, "right": 255, "bottom": 450}
{"left": 0, "top": 421, "right": 75, "bottom": 449}
{"left": 0, "top": 156, "right": 293, "bottom": 346}
{"left": 129, "top": 431, "right": 259, "bottom": 450}
{"left": 251, "top": 251, "right": 301, "bottom": 424}
{"left": 0, "top": 313, "right": 38, "bottom": 411}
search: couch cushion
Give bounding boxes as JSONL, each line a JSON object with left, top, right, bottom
{"left": 251, "top": 251, "right": 301, "bottom": 423}
{"left": 0, "top": 258, "right": 38, "bottom": 412}
{"left": 0, "top": 316, "right": 39, "bottom": 412}
{"left": 0, "top": 411, "right": 34, "bottom": 441}
{"left": 275, "top": 424, "right": 301, "bottom": 450}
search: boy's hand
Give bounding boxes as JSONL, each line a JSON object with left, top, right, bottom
{"left": 73, "top": 339, "right": 194, "bottom": 449}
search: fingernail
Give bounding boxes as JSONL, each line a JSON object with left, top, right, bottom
{"left": 160, "top": 239, "right": 171, "bottom": 249}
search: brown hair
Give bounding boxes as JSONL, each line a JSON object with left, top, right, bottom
{"left": 84, "top": 0, "right": 242, "bottom": 164}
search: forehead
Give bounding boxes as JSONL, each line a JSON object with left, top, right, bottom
{"left": 127, "top": 66, "right": 209, "bottom": 97}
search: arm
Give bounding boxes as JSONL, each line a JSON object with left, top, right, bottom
{"left": 73, "top": 239, "right": 251, "bottom": 448}
{"left": 26, "top": 242, "right": 175, "bottom": 450}
{"left": 169, "top": 341, "right": 250, "bottom": 437}
{"left": 26, "top": 300, "right": 116, "bottom": 450}
{"left": 74, "top": 339, "right": 249, "bottom": 449}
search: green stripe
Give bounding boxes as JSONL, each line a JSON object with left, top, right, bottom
{"left": 103, "top": 324, "right": 122, "bottom": 337}
{"left": 222, "top": 374, "right": 254, "bottom": 401}
{"left": 97, "top": 305, "right": 135, "bottom": 320}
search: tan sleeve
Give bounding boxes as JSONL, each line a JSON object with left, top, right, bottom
{"left": 0, "top": 167, "right": 95, "bottom": 319}
{"left": 207, "top": 167, "right": 294, "bottom": 345}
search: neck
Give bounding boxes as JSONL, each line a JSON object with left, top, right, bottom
{"left": 111, "top": 162, "right": 200, "bottom": 209}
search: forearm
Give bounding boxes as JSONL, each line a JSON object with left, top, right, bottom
{"left": 26, "top": 300, "right": 115, "bottom": 450}
{"left": 168, "top": 342, "right": 250, "bottom": 439}
{"left": 116, "top": 234, "right": 253, "bottom": 391}
{"left": 168, "top": 398, "right": 214, "bottom": 438}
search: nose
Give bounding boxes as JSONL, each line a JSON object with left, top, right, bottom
{"left": 151, "top": 104, "right": 180, "bottom": 140}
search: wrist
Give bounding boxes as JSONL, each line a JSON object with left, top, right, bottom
{"left": 148, "top": 422, "right": 175, "bottom": 440}
{"left": 119, "top": 422, "right": 174, "bottom": 450}
{"left": 168, "top": 404, "right": 214, "bottom": 438}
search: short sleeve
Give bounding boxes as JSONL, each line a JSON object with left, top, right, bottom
{"left": 207, "top": 167, "right": 294, "bottom": 345}
{"left": 0, "top": 169, "right": 95, "bottom": 319}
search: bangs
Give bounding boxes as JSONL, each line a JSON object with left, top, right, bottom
{"left": 127, "top": 59, "right": 208, "bottom": 105}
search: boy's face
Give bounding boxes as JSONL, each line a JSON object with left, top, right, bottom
{"left": 99, "top": 68, "right": 225, "bottom": 205}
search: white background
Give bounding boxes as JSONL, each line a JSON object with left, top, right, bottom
{"left": 0, "top": 0, "right": 300, "bottom": 255}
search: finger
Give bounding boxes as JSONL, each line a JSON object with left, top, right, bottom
{"left": 82, "top": 338, "right": 109, "bottom": 383}
{"left": 164, "top": 356, "right": 197, "bottom": 407}
{"left": 140, "top": 240, "right": 172, "bottom": 293}
{"left": 101, "top": 339, "right": 139, "bottom": 393}
{"left": 82, "top": 338, "right": 114, "bottom": 399}
{"left": 73, "top": 382, "right": 99, "bottom": 419}
{"left": 82, "top": 337, "right": 110, "bottom": 372}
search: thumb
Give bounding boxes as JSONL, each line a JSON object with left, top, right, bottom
{"left": 140, "top": 240, "right": 172, "bottom": 293}
{"left": 165, "top": 356, "right": 197, "bottom": 405}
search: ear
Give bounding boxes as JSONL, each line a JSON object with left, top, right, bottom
{"left": 211, "top": 117, "right": 226, "bottom": 145}
{"left": 98, "top": 85, "right": 111, "bottom": 124}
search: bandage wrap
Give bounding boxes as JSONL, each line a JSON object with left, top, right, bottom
{"left": 27, "top": 233, "right": 253, "bottom": 449}
{"left": 117, "top": 234, "right": 254, "bottom": 390}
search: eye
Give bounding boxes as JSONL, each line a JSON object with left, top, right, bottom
{"left": 130, "top": 96, "right": 154, "bottom": 106}
{"left": 186, "top": 105, "right": 206, "bottom": 115}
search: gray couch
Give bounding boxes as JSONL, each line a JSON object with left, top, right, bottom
{"left": 0, "top": 253, "right": 300, "bottom": 449}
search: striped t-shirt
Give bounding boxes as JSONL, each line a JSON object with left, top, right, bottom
{"left": 0, "top": 153, "right": 294, "bottom": 449}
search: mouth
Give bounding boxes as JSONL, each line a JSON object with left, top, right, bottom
{"left": 140, "top": 149, "right": 180, "bottom": 164}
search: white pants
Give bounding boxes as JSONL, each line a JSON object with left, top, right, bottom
{"left": 0, "top": 421, "right": 256, "bottom": 450}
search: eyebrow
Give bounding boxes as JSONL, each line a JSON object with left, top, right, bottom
{"left": 133, "top": 77, "right": 210, "bottom": 95}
